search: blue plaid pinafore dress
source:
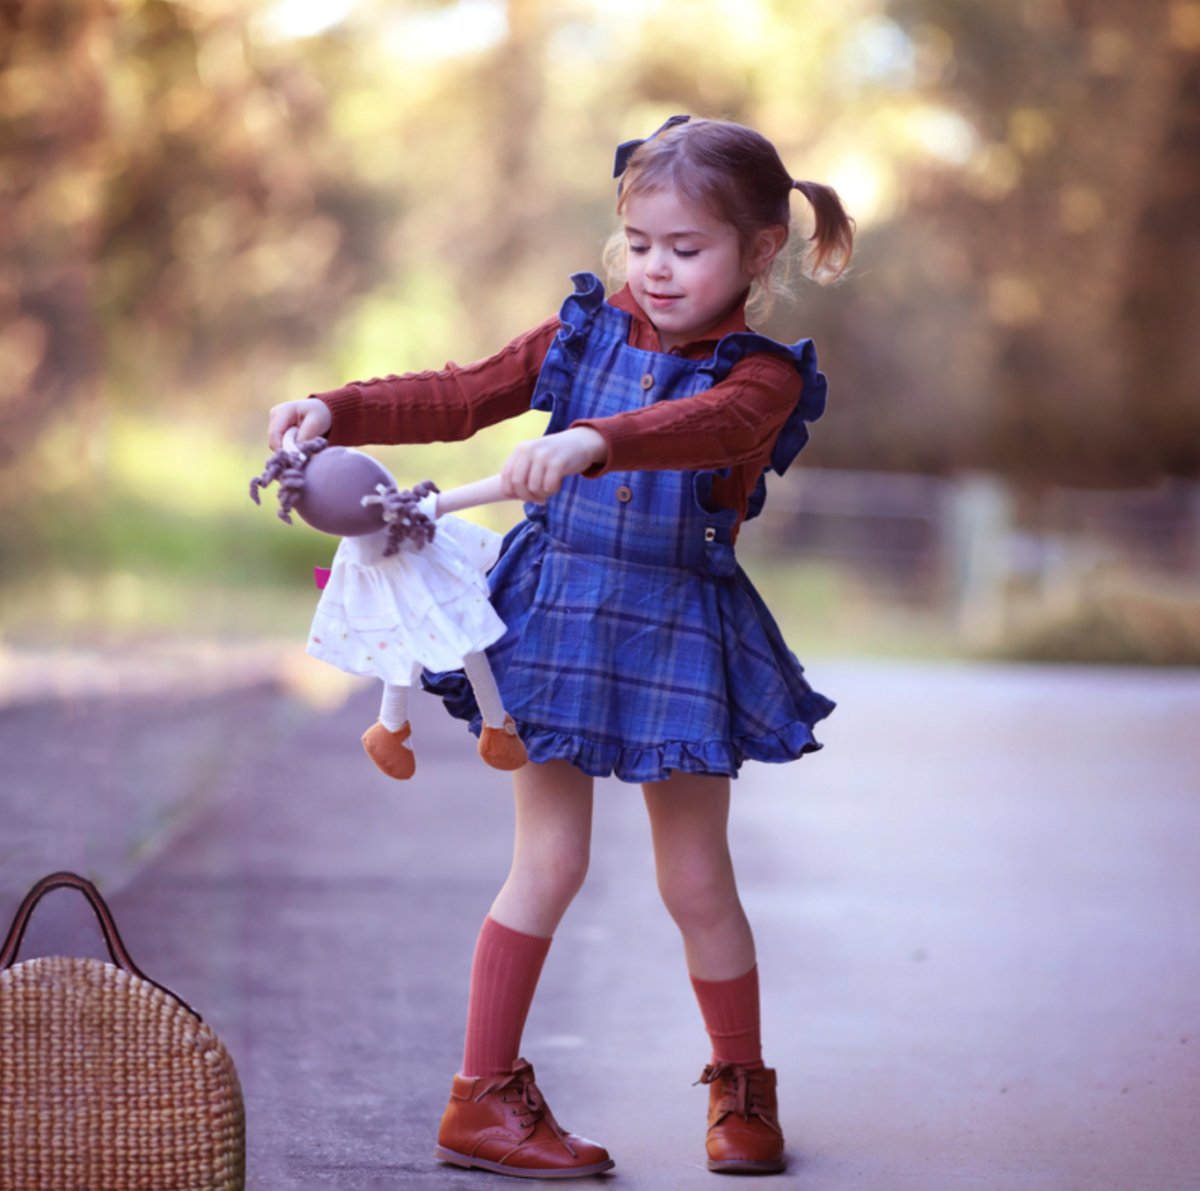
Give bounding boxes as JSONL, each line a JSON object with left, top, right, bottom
{"left": 431, "top": 272, "right": 835, "bottom": 782}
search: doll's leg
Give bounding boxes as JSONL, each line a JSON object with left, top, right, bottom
{"left": 436, "top": 760, "right": 612, "bottom": 1178}
{"left": 643, "top": 772, "right": 785, "bottom": 1174}
{"left": 462, "top": 650, "right": 527, "bottom": 771}
{"left": 379, "top": 682, "right": 409, "bottom": 731}
{"left": 361, "top": 669, "right": 420, "bottom": 780}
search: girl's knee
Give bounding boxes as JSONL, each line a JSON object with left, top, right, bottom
{"left": 546, "top": 849, "right": 591, "bottom": 904}
{"left": 657, "top": 863, "right": 740, "bottom": 933}
{"left": 512, "top": 846, "right": 590, "bottom": 913}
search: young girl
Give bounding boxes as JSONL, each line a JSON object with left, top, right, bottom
{"left": 268, "top": 115, "right": 853, "bottom": 1178}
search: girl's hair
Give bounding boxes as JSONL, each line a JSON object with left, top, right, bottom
{"left": 606, "top": 118, "right": 855, "bottom": 309}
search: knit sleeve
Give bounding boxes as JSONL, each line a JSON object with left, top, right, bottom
{"left": 316, "top": 316, "right": 559, "bottom": 447}
{"left": 571, "top": 352, "right": 804, "bottom": 475}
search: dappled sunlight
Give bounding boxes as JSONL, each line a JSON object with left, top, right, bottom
{"left": 256, "top": 0, "right": 359, "bottom": 42}
{"left": 2, "top": 0, "right": 1196, "bottom": 665}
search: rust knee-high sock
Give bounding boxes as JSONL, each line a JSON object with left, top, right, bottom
{"left": 462, "top": 915, "right": 552, "bottom": 1078}
{"left": 690, "top": 964, "right": 765, "bottom": 1070}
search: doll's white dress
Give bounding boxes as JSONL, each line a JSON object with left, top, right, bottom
{"left": 307, "top": 497, "right": 506, "bottom": 684}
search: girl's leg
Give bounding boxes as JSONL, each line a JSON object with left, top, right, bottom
{"left": 439, "top": 760, "right": 613, "bottom": 1179}
{"left": 465, "top": 759, "right": 594, "bottom": 1074}
{"left": 643, "top": 771, "right": 755, "bottom": 982}
{"left": 643, "top": 771, "right": 785, "bottom": 1174}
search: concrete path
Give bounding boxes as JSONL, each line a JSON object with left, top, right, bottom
{"left": 3, "top": 659, "right": 1198, "bottom": 1190}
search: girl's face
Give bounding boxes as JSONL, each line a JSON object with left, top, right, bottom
{"left": 622, "top": 186, "right": 781, "bottom": 352}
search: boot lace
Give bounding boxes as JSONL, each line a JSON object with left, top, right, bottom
{"left": 474, "top": 1062, "right": 579, "bottom": 1156}
{"left": 697, "top": 1062, "right": 780, "bottom": 1130}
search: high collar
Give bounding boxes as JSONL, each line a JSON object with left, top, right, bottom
{"left": 608, "top": 282, "right": 751, "bottom": 354}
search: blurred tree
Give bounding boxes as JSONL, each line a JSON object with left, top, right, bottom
{"left": 1118, "top": 35, "right": 1200, "bottom": 475}
{"left": 0, "top": 0, "right": 107, "bottom": 461}
{"left": 3, "top": 0, "right": 1196, "bottom": 498}
{"left": 0, "top": 0, "right": 392, "bottom": 466}
{"left": 805, "top": 0, "right": 1200, "bottom": 483}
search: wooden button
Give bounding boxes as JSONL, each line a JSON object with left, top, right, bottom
{"left": 616, "top": 485, "right": 633, "bottom": 503}
{"left": 640, "top": 372, "right": 655, "bottom": 391}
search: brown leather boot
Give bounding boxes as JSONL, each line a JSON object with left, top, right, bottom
{"left": 361, "top": 721, "right": 415, "bottom": 780}
{"left": 699, "top": 1062, "right": 786, "bottom": 1174}
{"left": 478, "top": 715, "right": 528, "bottom": 771}
{"left": 436, "top": 1058, "right": 614, "bottom": 1179}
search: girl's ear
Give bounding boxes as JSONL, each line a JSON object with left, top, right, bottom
{"left": 747, "top": 225, "right": 788, "bottom": 277}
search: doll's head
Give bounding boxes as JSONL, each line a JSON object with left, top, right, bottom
{"left": 250, "top": 437, "right": 438, "bottom": 556}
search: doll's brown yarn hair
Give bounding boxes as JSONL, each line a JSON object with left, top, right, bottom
{"left": 249, "top": 436, "right": 328, "bottom": 523}
{"left": 250, "top": 439, "right": 439, "bottom": 557}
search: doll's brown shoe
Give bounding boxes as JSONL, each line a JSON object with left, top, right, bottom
{"left": 478, "top": 715, "right": 528, "bottom": 771}
{"left": 699, "top": 1062, "right": 787, "bottom": 1174}
{"left": 361, "top": 720, "right": 416, "bottom": 780}
{"left": 436, "top": 1058, "right": 614, "bottom": 1178}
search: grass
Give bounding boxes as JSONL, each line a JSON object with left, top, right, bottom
{"left": 738, "top": 551, "right": 963, "bottom": 660}
{"left": 981, "top": 571, "right": 1200, "bottom": 667}
{"left": 3, "top": 529, "right": 962, "bottom": 662}
{"left": 6, "top": 413, "right": 1194, "bottom": 667}
{"left": 3, "top": 411, "right": 964, "bottom": 657}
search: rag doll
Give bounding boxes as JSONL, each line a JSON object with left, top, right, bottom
{"left": 250, "top": 432, "right": 526, "bottom": 779}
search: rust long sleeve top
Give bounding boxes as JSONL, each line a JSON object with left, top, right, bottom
{"left": 316, "top": 283, "right": 806, "bottom": 530}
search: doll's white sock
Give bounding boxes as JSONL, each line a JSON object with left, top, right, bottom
{"left": 379, "top": 683, "right": 409, "bottom": 732}
{"left": 463, "top": 651, "right": 507, "bottom": 729}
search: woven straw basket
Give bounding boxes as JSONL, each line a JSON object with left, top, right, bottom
{"left": 0, "top": 872, "right": 246, "bottom": 1191}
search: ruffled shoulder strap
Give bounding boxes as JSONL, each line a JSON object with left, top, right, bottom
{"left": 699, "top": 331, "right": 827, "bottom": 476}
{"left": 697, "top": 331, "right": 828, "bottom": 523}
{"left": 530, "top": 272, "right": 615, "bottom": 413}
{"left": 559, "top": 271, "right": 608, "bottom": 338}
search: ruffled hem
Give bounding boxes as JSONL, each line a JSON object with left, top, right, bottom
{"left": 423, "top": 668, "right": 831, "bottom": 783}
{"left": 521, "top": 719, "right": 828, "bottom": 782}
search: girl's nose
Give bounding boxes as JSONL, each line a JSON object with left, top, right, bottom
{"left": 646, "top": 248, "right": 671, "bottom": 279}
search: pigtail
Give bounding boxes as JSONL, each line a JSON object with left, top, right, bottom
{"left": 793, "top": 180, "right": 855, "bottom": 284}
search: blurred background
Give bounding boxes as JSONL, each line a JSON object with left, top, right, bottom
{"left": 2, "top": 0, "right": 1199, "bottom": 696}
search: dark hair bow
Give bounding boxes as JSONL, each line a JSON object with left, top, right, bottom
{"left": 612, "top": 114, "right": 691, "bottom": 179}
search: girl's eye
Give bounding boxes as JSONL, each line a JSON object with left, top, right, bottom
{"left": 675, "top": 248, "right": 699, "bottom": 258}
{"left": 627, "top": 243, "right": 649, "bottom": 255}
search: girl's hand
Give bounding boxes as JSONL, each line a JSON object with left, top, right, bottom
{"left": 267, "top": 398, "right": 332, "bottom": 450}
{"left": 501, "top": 427, "right": 608, "bottom": 503}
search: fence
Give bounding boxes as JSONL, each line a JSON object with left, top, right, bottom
{"left": 751, "top": 470, "right": 1200, "bottom": 640}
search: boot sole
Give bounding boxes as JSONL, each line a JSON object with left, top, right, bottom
{"left": 436, "top": 1145, "right": 615, "bottom": 1179}
{"left": 708, "top": 1157, "right": 787, "bottom": 1174}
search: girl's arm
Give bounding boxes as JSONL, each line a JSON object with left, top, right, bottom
{"left": 302, "top": 316, "right": 560, "bottom": 449}
{"left": 500, "top": 426, "right": 608, "bottom": 503}
{"left": 569, "top": 353, "right": 804, "bottom": 475}
{"left": 428, "top": 426, "right": 609, "bottom": 511}
{"left": 268, "top": 398, "right": 331, "bottom": 450}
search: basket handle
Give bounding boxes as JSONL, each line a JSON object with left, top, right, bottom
{"left": 1, "top": 871, "right": 150, "bottom": 978}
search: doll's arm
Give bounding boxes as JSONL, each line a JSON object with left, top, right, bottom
{"left": 429, "top": 475, "right": 509, "bottom": 516}
{"left": 431, "top": 424, "right": 606, "bottom": 512}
